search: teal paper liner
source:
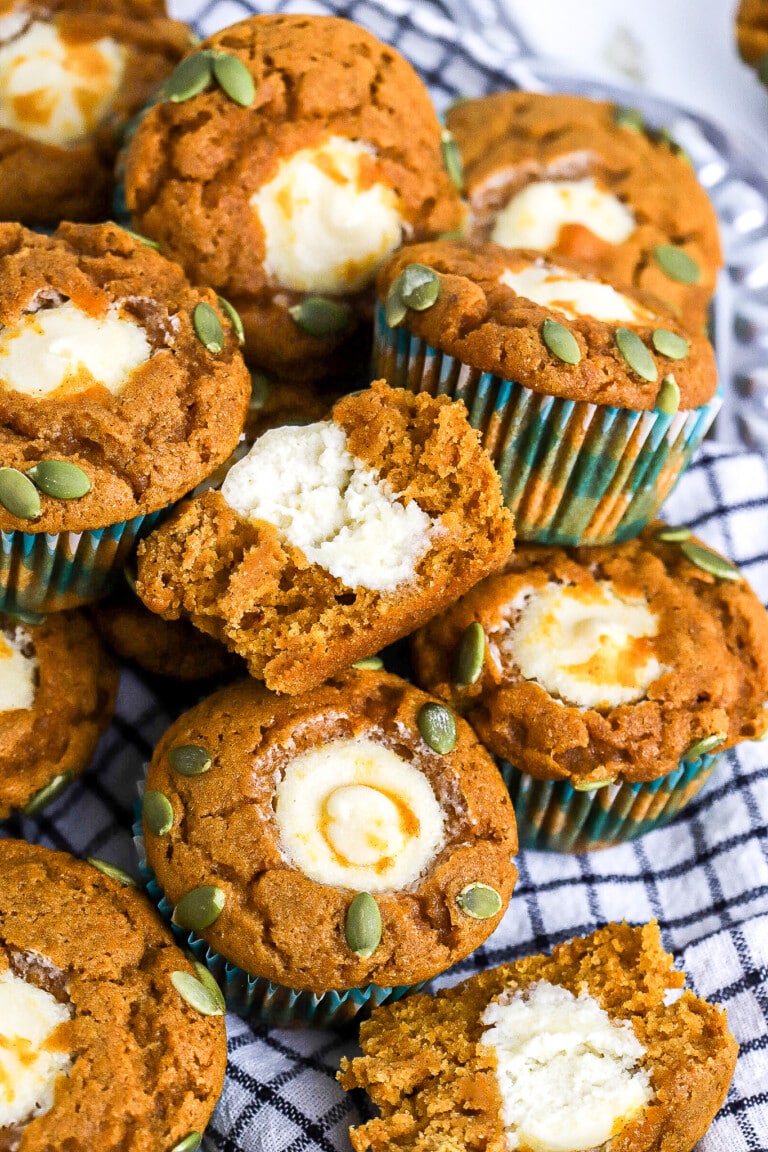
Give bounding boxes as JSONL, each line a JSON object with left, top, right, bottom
{"left": 375, "top": 306, "right": 722, "bottom": 546}
{"left": 132, "top": 812, "right": 424, "bottom": 1029}
{"left": 498, "top": 752, "right": 721, "bottom": 853}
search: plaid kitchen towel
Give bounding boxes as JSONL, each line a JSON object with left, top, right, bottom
{"left": 3, "top": 1, "right": 768, "bottom": 1148}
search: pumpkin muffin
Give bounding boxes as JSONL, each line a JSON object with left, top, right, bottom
{"left": 138, "top": 669, "right": 518, "bottom": 1026}
{"left": 0, "top": 608, "right": 117, "bottom": 819}
{"left": 412, "top": 524, "right": 768, "bottom": 850}
{"left": 0, "top": 0, "right": 190, "bottom": 224}
{"left": 445, "top": 91, "right": 722, "bottom": 333}
{"left": 121, "top": 13, "right": 464, "bottom": 380}
{"left": 0, "top": 838, "right": 227, "bottom": 1151}
{"left": 736, "top": 0, "right": 768, "bottom": 82}
{"left": 375, "top": 240, "right": 720, "bottom": 545}
{"left": 0, "top": 220, "right": 251, "bottom": 611}
{"left": 339, "top": 921, "right": 737, "bottom": 1152}
{"left": 135, "top": 380, "right": 514, "bottom": 695}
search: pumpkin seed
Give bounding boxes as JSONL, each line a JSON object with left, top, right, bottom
{"left": 344, "top": 892, "right": 381, "bottom": 958}
{"left": 217, "top": 295, "right": 245, "bottom": 344}
{"left": 653, "top": 244, "right": 701, "bottom": 285}
{"left": 417, "top": 702, "right": 457, "bottom": 755}
{"left": 27, "top": 460, "right": 91, "bottom": 500}
{"left": 170, "top": 970, "right": 224, "bottom": 1016}
{"left": 169, "top": 744, "right": 212, "bottom": 776}
{"left": 121, "top": 227, "right": 160, "bottom": 251}
{"left": 384, "top": 280, "right": 407, "bottom": 328}
{"left": 0, "top": 468, "right": 41, "bottom": 519}
{"left": 289, "top": 297, "right": 352, "bottom": 338}
{"left": 652, "top": 328, "right": 689, "bottom": 360}
{"left": 165, "top": 52, "right": 213, "bottom": 103}
{"left": 396, "top": 264, "right": 441, "bottom": 311}
{"left": 193, "top": 961, "right": 226, "bottom": 1012}
{"left": 456, "top": 882, "right": 502, "bottom": 920}
{"left": 656, "top": 374, "right": 680, "bottom": 415}
{"left": 249, "top": 370, "right": 271, "bottom": 410}
{"left": 441, "top": 128, "right": 463, "bottom": 190}
{"left": 759, "top": 53, "right": 768, "bottom": 84}
{"left": 452, "top": 621, "right": 485, "bottom": 686}
{"left": 172, "top": 885, "right": 226, "bottom": 931}
{"left": 613, "top": 105, "right": 644, "bottom": 132}
{"left": 212, "top": 52, "right": 255, "bottom": 107}
{"left": 171, "top": 1134, "right": 202, "bottom": 1152}
{"left": 143, "top": 789, "right": 174, "bottom": 836}
{"left": 87, "top": 858, "right": 138, "bottom": 887}
{"left": 653, "top": 524, "right": 691, "bottom": 543}
{"left": 683, "top": 733, "right": 727, "bottom": 761}
{"left": 542, "top": 317, "right": 581, "bottom": 365}
{"left": 437, "top": 229, "right": 466, "bottom": 241}
{"left": 5, "top": 609, "right": 44, "bottom": 626}
{"left": 352, "top": 656, "right": 384, "bottom": 670}
{"left": 22, "top": 772, "right": 72, "bottom": 816}
{"left": 615, "top": 328, "right": 658, "bottom": 382}
{"left": 680, "top": 540, "right": 742, "bottom": 582}
{"left": 573, "top": 777, "right": 616, "bottom": 792}
{"left": 192, "top": 301, "right": 224, "bottom": 354}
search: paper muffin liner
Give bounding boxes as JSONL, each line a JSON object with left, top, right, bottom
{"left": 132, "top": 808, "right": 424, "bottom": 1029}
{"left": 375, "top": 306, "right": 722, "bottom": 546}
{"left": 0, "top": 507, "right": 169, "bottom": 614}
{"left": 497, "top": 752, "right": 721, "bottom": 853}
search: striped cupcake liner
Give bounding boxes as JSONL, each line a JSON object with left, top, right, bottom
{"left": 132, "top": 811, "right": 424, "bottom": 1029}
{"left": 0, "top": 508, "right": 169, "bottom": 614}
{"left": 375, "top": 307, "right": 721, "bottom": 546}
{"left": 498, "top": 753, "right": 721, "bottom": 853}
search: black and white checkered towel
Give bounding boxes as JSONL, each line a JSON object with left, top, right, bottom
{"left": 3, "top": 1, "right": 768, "bottom": 1148}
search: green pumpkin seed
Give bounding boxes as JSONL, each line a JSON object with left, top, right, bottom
{"left": 573, "top": 777, "right": 617, "bottom": 792}
{"left": 217, "top": 295, "right": 245, "bottom": 344}
{"left": 615, "top": 328, "right": 658, "bottom": 382}
{"left": 653, "top": 524, "right": 691, "bottom": 543}
{"left": 121, "top": 227, "right": 160, "bottom": 251}
{"left": 456, "top": 882, "right": 502, "bottom": 920}
{"left": 653, "top": 244, "right": 701, "bottom": 285}
{"left": 437, "top": 229, "right": 466, "bottom": 241}
{"left": 656, "top": 374, "right": 680, "bottom": 415}
{"left": 344, "top": 892, "right": 382, "bottom": 958}
{"left": 680, "top": 540, "right": 742, "bottom": 582}
{"left": 169, "top": 744, "right": 212, "bottom": 776}
{"left": 87, "top": 858, "right": 138, "bottom": 887}
{"left": 352, "top": 656, "right": 384, "bottom": 670}
{"left": 441, "top": 128, "right": 463, "bottom": 190}
{"left": 417, "top": 702, "right": 457, "bottom": 755}
{"left": 758, "top": 53, "right": 768, "bottom": 84}
{"left": 192, "top": 961, "right": 226, "bottom": 1012}
{"left": 652, "top": 329, "right": 689, "bottom": 360}
{"left": 22, "top": 772, "right": 72, "bottom": 816}
{"left": 683, "top": 733, "right": 727, "bottom": 761}
{"left": 27, "top": 460, "right": 91, "bottom": 500}
{"left": 192, "top": 302, "right": 225, "bottom": 354}
{"left": 171, "top": 1134, "right": 202, "bottom": 1152}
{"left": 384, "top": 280, "right": 407, "bottom": 328}
{"left": 541, "top": 317, "right": 581, "bottom": 365}
{"left": 396, "top": 264, "right": 441, "bottom": 312}
{"left": 613, "top": 105, "right": 644, "bottom": 132}
{"left": 165, "top": 52, "right": 213, "bottom": 103}
{"left": 5, "top": 609, "right": 44, "bottom": 626}
{"left": 452, "top": 621, "right": 485, "bottom": 686}
{"left": 172, "top": 885, "right": 226, "bottom": 931}
{"left": 0, "top": 468, "right": 41, "bottom": 520}
{"left": 212, "top": 52, "right": 256, "bottom": 107}
{"left": 289, "top": 297, "right": 352, "bottom": 338}
{"left": 143, "top": 789, "right": 174, "bottom": 836}
{"left": 170, "top": 970, "right": 224, "bottom": 1016}
{"left": 249, "top": 370, "right": 271, "bottom": 410}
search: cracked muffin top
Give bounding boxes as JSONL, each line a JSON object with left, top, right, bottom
{"left": 0, "top": 0, "right": 190, "bottom": 223}
{"left": 142, "top": 670, "right": 518, "bottom": 993}
{"left": 122, "top": 13, "right": 464, "bottom": 379}
{"left": 0, "top": 221, "right": 251, "bottom": 534}
{"left": 445, "top": 91, "right": 722, "bottom": 334}
{"left": 0, "top": 838, "right": 227, "bottom": 1152}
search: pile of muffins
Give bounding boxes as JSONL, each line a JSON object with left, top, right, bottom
{"left": 0, "top": 4, "right": 762, "bottom": 1150}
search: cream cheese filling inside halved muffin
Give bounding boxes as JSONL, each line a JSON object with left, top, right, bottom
{"left": 0, "top": 623, "right": 36, "bottom": 711}
{"left": 491, "top": 177, "right": 636, "bottom": 251}
{"left": 499, "top": 261, "right": 653, "bottom": 324}
{"left": 0, "top": 967, "right": 72, "bottom": 1129}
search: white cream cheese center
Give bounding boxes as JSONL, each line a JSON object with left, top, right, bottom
{"left": 499, "top": 262, "right": 651, "bottom": 323}
{"left": 274, "top": 736, "right": 446, "bottom": 891}
{"left": 0, "top": 968, "right": 72, "bottom": 1129}
{"left": 220, "top": 420, "right": 435, "bottom": 592}
{"left": 492, "top": 177, "right": 635, "bottom": 251}
{"left": 0, "top": 625, "right": 36, "bottom": 711}
{"left": 251, "top": 136, "right": 404, "bottom": 294}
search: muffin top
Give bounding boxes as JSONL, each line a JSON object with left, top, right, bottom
{"left": 736, "top": 0, "right": 768, "bottom": 71}
{"left": 142, "top": 670, "right": 518, "bottom": 993}
{"left": 0, "top": 839, "right": 227, "bottom": 1152}
{"left": 0, "top": 221, "right": 251, "bottom": 533}
{"left": 378, "top": 241, "right": 718, "bottom": 411}
{"left": 445, "top": 91, "right": 722, "bottom": 332}
{"left": 412, "top": 524, "right": 768, "bottom": 784}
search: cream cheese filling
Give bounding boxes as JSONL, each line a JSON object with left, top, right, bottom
{"left": 0, "top": 20, "right": 125, "bottom": 146}
{"left": 491, "top": 177, "right": 636, "bottom": 251}
{"left": 481, "top": 981, "right": 652, "bottom": 1152}
{"left": 251, "top": 136, "right": 404, "bottom": 294}
{"left": 0, "top": 968, "right": 72, "bottom": 1130}
{"left": 0, "top": 625, "right": 36, "bottom": 711}
{"left": 499, "top": 262, "right": 652, "bottom": 323}
{"left": 274, "top": 736, "right": 446, "bottom": 891}
{"left": 220, "top": 420, "right": 435, "bottom": 592}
